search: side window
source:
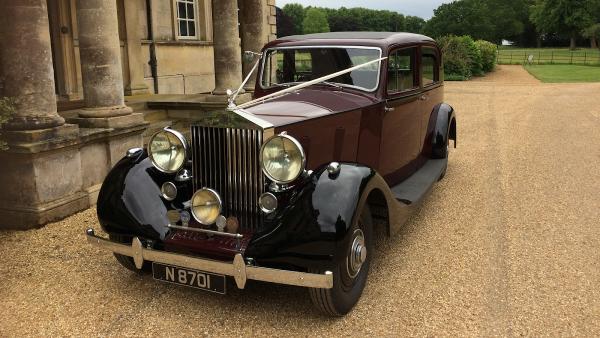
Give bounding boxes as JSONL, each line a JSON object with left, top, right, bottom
{"left": 421, "top": 47, "right": 439, "bottom": 86}
{"left": 294, "top": 50, "right": 312, "bottom": 82}
{"left": 387, "top": 48, "right": 416, "bottom": 94}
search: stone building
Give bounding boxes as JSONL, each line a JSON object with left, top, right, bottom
{"left": 0, "top": 0, "right": 277, "bottom": 229}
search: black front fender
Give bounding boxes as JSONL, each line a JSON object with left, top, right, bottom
{"left": 245, "top": 163, "right": 386, "bottom": 270}
{"left": 97, "top": 150, "right": 192, "bottom": 241}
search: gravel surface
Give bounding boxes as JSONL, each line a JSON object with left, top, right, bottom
{"left": 1, "top": 65, "right": 599, "bottom": 337}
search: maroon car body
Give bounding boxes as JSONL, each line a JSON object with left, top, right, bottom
{"left": 249, "top": 32, "right": 454, "bottom": 187}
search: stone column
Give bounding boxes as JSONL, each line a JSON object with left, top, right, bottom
{"left": 76, "top": 0, "right": 132, "bottom": 118}
{"left": 211, "top": 0, "right": 243, "bottom": 95}
{"left": 123, "top": 0, "right": 149, "bottom": 96}
{"left": 239, "top": 0, "right": 269, "bottom": 92}
{"left": 0, "top": 0, "right": 65, "bottom": 131}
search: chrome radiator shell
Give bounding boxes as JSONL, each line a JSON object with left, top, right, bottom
{"left": 191, "top": 125, "right": 265, "bottom": 230}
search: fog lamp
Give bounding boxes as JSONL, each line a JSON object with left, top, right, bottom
{"left": 161, "top": 182, "right": 177, "bottom": 201}
{"left": 191, "top": 188, "right": 222, "bottom": 225}
{"left": 259, "top": 192, "right": 278, "bottom": 214}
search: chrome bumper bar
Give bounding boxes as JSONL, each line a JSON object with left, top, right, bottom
{"left": 86, "top": 228, "right": 333, "bottom": 289}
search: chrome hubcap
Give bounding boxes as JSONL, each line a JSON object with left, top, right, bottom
{"left": 347, "top": 229, "right": 366, "bottom": 278}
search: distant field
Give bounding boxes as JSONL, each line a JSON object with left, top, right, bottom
{"left": 497, "top": 47, "right": 600, "bottom": 65}
{"left": 524, "top": 64, "right": 600, "bottom": 83}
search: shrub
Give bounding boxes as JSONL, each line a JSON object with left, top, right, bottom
{"left": 438, "top": 35, "right": 495, "bottom": 80}
{"left": 475, "top": 40, "right": 497, "bottom": 72}
{"left": 460, "top": 35, "right": 483, "bottom": 77}
{"left": 0, "top": 97, "right": 16, "bottom": 150}
{"left": 437, "top": 35, "right": 472, "bottom": 80}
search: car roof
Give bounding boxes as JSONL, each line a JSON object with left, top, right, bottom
{"left": 265, "top": 32, "right": 436, "bottom": 49}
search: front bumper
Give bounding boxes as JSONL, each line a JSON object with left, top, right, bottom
{"left": 86, "top": 228, "right": 333, "bottom": 289}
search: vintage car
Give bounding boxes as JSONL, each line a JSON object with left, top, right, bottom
{"left": 86, "top": 32, "right": 457, "bottom": 316}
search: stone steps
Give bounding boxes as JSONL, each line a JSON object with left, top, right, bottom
{"left": 138, "top": 109, "right": 168, "bottom": 123}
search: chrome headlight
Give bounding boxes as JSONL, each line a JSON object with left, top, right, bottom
{"left": 191, "top": 188, "right": 222, "bottom": 225}
{"left": 260, "top": 132, "right": 306, "bottom": 184}
{"left": 148, "top": 128, "right": 188, "bottom": 173}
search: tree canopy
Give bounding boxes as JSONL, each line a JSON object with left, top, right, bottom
{"left": 302, "top": 8, "right": 330, "bottom": 34}
{"left": 423, "top": 0, "right": 530, "bottom": 44}
{"left": 282, "top": 3, "right": 305, "bottom": 35}
{"left": 530, "top": 0, "right": 598, "bottom": 48}
{"left": 280, "top": 5, "right": 425, "bottom": 36}
{"left": 278, "top": 1, "right": 600, "bottom": 48}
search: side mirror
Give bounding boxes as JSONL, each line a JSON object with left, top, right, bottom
{"left": 243, "top": 50, "right": 261, "bottom": 63}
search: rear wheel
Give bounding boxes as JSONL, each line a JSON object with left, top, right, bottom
{"left": 309, "top": 205, "right": 373, "bottom": 316}
{"left": 109, "top": 234, "right": 152, "bottom": 274}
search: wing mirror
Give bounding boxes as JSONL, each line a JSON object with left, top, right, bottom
{"left": 243, "top": 50, "right": 261, "bottom": 63}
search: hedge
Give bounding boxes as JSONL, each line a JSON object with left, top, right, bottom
{"left": 437, "top": 35, "right": 497, "bottom": 80}
{"left": 475, "top": 40, "right": 497, "bottom": 73}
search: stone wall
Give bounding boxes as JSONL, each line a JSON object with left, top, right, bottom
{"left": 267, "top": 0, "right": 277, "bottom": 42}
{"left": 141, "top": 43, "right": 216, "bottom": 94}
{"left": 141, "top": 0, "right": 216, "bottom": 94}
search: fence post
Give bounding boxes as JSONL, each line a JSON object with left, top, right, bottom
{"left": 551, "top": 51, "right": 554, "bottom": 64}
{"left": 570, "top": 52, "right": 573, "bottom": 64}
{"left": 510, "top": 51, "right": 513, "bottom": 64}
{"left": 538, "top": 51, "right": 541, "bottom": 64}
{"left": 584, "top": 52, "right": 587, "bottom": 65}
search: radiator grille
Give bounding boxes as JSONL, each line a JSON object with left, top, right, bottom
{"left": 191, "top": 126, "right": 265, "bottom": 230}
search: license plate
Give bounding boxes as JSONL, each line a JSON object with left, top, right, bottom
{"left": 152, "top": 263, "right": 226, "bottom": 294}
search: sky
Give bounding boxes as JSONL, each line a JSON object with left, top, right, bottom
{"left": 275, "top": 0, "right": 454, "bottom": 19}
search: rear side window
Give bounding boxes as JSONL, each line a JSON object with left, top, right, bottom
{"left": 421, "top": 47, "right": 439, "bottom": 86}
{"left": 387, "top": 48, "right": 417, "bottom": 94}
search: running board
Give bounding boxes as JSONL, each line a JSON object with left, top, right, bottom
{"left": 391, "top": 159, "right": 447, "bottom": 205}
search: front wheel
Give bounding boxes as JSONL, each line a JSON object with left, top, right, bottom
{"left": 309, "top": 205, "right": 373, "bottom": 316}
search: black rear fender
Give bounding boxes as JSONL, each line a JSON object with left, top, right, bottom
{"left": 430, "top": 103, "right": 457, "bottom": 159}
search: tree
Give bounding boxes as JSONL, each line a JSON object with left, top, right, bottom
{"left": 276, "top": 7, "right": 295, "bottom": 37}
{"left": 302, "top": 8, "right": 330, "bottom": 34}
{"left": 405, "top": 16, "right": 426, "bottom": 33}
{"left": 424, "top": 0, "right": 496, "bottom": 42}
{"left": 582, "top": 23, "right": 600, "bottom": 48}
{"left": 530, "top": 0, "right": 597, "bottom": 49}
{"left": 424, "top": 0, "right": 530, "bottom": 43}
{"left": 282, "top": 3, "right": 305, "bottom": 35}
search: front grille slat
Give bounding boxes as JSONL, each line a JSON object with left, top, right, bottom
{"left": 192, "top": 126, "right": 264, "bottom": 231}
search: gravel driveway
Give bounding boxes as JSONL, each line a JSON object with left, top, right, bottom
{"left": 1, "top": 66, "right": 599, "bottom": 337}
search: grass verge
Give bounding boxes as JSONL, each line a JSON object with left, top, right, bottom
{"left": 524, "top": 65, "right": 600, "bottom": 83}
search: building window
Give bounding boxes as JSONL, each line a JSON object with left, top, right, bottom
{"left": 176, "top": 0, "right": 198, "bottom": 39}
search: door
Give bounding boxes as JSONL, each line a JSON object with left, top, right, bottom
{"left": 379, "top": 46, "right": 422, "bottom": 185}
{"left": 47, "top": 0, "right": 80, "bottom": 101}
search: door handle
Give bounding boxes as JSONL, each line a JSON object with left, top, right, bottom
{"left": 384, "top": 106, "right": 394, "bottom": 112}
{"left": 419, "top": 95, "right": 428, "bottom": 101}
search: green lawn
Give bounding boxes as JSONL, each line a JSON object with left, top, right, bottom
{"left": 497, "top": 47, "right": 600, "bottom": 65}
{"left": 524, "top": 64, "right": 600, "bottom": 83}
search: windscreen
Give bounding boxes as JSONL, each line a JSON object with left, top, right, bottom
{"left": 260, "top": 47, "right": 381, "bottom": 91}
